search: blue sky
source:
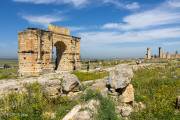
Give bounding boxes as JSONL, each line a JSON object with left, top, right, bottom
{"left": 0, "top": 0, "right": 180, "bottom": 59}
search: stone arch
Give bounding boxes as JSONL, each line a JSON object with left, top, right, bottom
{"left": 54, "top": 41, "right": 67, "bottom": 70}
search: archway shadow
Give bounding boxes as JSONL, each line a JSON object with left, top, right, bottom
{"left": 54, "top": 41, "right": 67, "bottom": 70}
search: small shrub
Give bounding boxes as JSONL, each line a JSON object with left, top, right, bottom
{"left": 81, "top": 89, "right": 121, "bottom": 120}
{"left": 81, "top": 89, "right": 102, "bottom": 101}
{"left": 96, "top": 97, "right": 120, "bottom": 120}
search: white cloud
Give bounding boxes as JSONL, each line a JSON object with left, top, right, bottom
{"left": 162, "top": 41, "right": 180, "bottom": 46}
{"left": 102, "top": 6, "right": 180, "bottom": 30}
{"left": 168, "top": 0, "right": 180, "bottom": 8}
{"left": 67, "top": 26, "right": 86, "bottom": 31}
{"left": 13, "top": 0, "right": 89, "bottom": 7}
{"left": 79, "top": 0, "right": 180, "bottom": 58}
{"left": 102, "top": 0, "right": 140, "bottom": 10}
{"left": 79, "top": 27, "right": 180, "bottom": 46}
{"left": 13, "top": 0, "right": 140, "bottom": 10}
{"left": 21, "top": 14, "right": 63, "bottom": 26}
{"left": 125, "top": 2, "right": 140, "bottom": 10}
{"left": 79, "top": 27, "right": 180, "bottom": 58}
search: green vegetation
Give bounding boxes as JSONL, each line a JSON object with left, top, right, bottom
{"left": 1, "top": 58, "right": 180, "bottom": 120}
{"left": 73, "top": 71, "right": 109, "bottom": 81}
{"left": 81, "top": 89, "right": 120, "bottom": 120}
{"left": 0, "top": 84, "right": 119, "bottom": 120}
{"left": 130, "top": 62, "right": 180, "bottom": 120}
{"left": 0, "top": 83, "right": 78, "bottom": 120}
{"left": 0, "top": 59, "right": 18, "bottom": 80}
{"left": 0, "top": 59, "right": 18, "bottom": 66}
{"left": 81, "top": 59, "right": 133, "bottom": 70}
{"left": 0, "top": 68, "right": 18, "bottom": 80}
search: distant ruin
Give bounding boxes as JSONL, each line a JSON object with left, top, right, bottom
{"left": 145, "top": 47, "right": 180, "bottom": 59}
{"left": 18, "top": 24, "right": 81, "bottom": 76}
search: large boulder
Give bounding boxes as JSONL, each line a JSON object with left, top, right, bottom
{"left": 62, "top": 73, "right": 81, "bottom": 93}
{"left": 107, "top": 64, "right": 133, "bottom": 90}
{"left": 119, "top": 84, "right": 134, "bottom": 103}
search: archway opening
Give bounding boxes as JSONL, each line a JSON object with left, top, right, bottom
{"left": 54, "top": 41, "right": 66, "bottom": 70}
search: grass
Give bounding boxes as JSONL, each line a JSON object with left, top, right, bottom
{"left": 0, "top": 59, "right": 18, "bottom": 80}
{"left": 0, "top": 82, "right": 78, "bottom": 120}
{"left": 73, "top": 71, "right": 109, "bottom": 81}
{"left": 1, "top": 59, "right": 180, "bottom": 119}
{"left": 80, "top": 59, "right": 133, "bottom": 70}
{"left": 0, "top": 83, "right": 120, "bottom": 120}
{"left": 81, "top": 89, "right": 120, "bottom": 120}
{"left": 0, "top": 59, "right": 18, "bottom": 66}
{"left": 0, "top": 68, "right": 18, "bottom": 80}
{"left": 130, "top": 62, "right": 180, "bottom": 120}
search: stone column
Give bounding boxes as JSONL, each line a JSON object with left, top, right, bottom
{"left": 175, "top": 51, "right": 178, "bottom": 59}
{"left": 158, "top": 47, "right": 163, "bottom": 58}
{"left": 146, "top": 48, "right": 151, "bottom": 59}
{"left": 166, "top": 52, "right": 171, "bottom": 59}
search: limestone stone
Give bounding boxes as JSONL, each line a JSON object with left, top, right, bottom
{"left": 18, "top": 24, "right": 81, "bottom": 77}
{"left": 0, "top": 73, "right": 65, "bottom": 98}
{"left": 119, "top": 84, "right": 134, "bottom": 103}
{"left": 62, "top": 73, "right": 81, "bottom": 93}
{"left": 107, "top": 64, "right": 133, "bottom": 89}
{"left": 62, "top": 99, "right": 99, "bottom": 120}
{"left": 146, "top": 48, "right": 151, "bottom": 59}
{"left": 62, "top": 105, "right": 82, "bottom": 120}
{"left": 73, "top": 111, "right": 91, "bottom": 120}
{"left": 120, "top": 105, "right": 133, "bottom": 117}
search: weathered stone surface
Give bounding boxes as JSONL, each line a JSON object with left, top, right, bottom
{"left": 18, "top": 24, "right": 81, "bottom": 77}
{"left": 120, "top": 105, "right": 133, "bottom": 117}
{"left": 48, "top": 24, "right": 70, "bottom": 35}
{"left": 107, "top": 64, "right": 133, "bottom": 89}
{"left": 0, "top": 72, "right": 81, "bottom": 98}
{"left": 89, "top": 79, "right": 108, "bottom": 97}
{"left": 62, "top": 105, "right": 82, "bottom": 120}
{"left": 62, "top": 99, "right": 99, "bottom": 120}
{"left": 74, "top": 111, "right": 91, "bottom": 120}
{"left": 62, "top": 73, "right": 81, "bottom": 93}
{"left": 117, "top": 104, "right": 133, "bottom": 117}
{"left": 119, "top": 84, "right": 134, "bottom": 103}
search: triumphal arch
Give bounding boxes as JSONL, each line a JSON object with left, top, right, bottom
{"left": 18, "top": 24, "right": 81, "bottom": 76}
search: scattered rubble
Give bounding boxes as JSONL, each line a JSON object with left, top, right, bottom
{"left": 62, "top": 99, "right": 99, "bottom": 120}
{"left": 0, "top": 63, "right": 152, "bottom": 119}
{"left": 0, "top": 72, "right": 81, "bottom": 98}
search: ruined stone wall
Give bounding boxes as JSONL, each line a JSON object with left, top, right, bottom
{"left": 18, "top": 29, "right": 40, "bottom": 76}
{"left": 18, "top": 25, "right": 81, "bottom": 77}
{"left": 145, "top": 47, "right": 180, "bottom": 60}
{"left": 146, "top": 48, "right": 151, "bottom": 59}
